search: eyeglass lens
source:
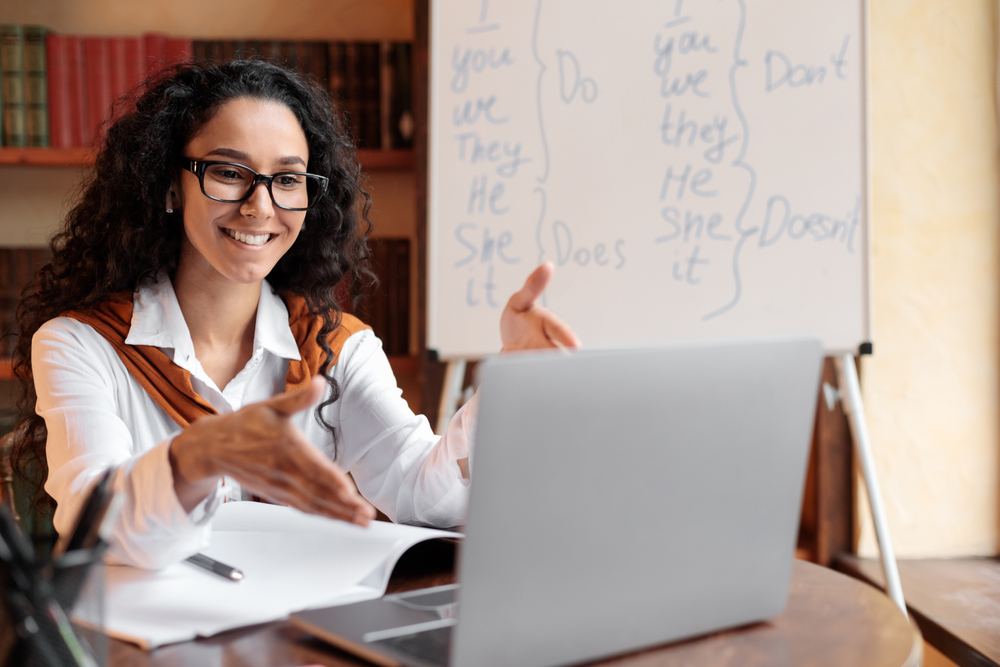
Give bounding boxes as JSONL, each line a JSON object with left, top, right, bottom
{"left": 203, "top": 163, "right": 322, "bottom": 209}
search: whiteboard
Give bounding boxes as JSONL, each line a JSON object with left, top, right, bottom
{"left": 428, "top": 0, "right": 869, "bottom": 358}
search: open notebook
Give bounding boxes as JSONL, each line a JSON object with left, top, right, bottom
{"left": 73, "top": 501, "right": 461, "bottom": 649}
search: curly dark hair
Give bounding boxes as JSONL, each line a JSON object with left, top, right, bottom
{"left": 10, "top": 59, "right": 376, "bottom": 512}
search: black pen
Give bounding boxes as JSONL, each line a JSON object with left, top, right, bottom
{"left": 185, "top": 553, "right": 244, "bottom": 582}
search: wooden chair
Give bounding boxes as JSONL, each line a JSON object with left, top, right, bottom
{"left": 0, "top": 424, "right": 55, "bottom": 552}
{"left": 0, "top": 429, "right": 19, "bottom": 524}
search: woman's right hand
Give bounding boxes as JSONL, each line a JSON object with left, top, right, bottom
{"left": 168, "top": 376, "right": 375, "bottom": 526}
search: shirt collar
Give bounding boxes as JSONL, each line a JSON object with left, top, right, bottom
{"left": 124, "top": 273, "right": 194, "bottom": 365}
{"left": 255, "top": 282, "right": 302, "bottom": 361}
{"left": 124, "top": 273, "right": 301, "bottom": 363}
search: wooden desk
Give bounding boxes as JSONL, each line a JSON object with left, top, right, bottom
{"left": 99, "top": 553, "right": 920, "bottom": 667}
{"left": 839, "top": 555, "right": 1000, "bottom": 666}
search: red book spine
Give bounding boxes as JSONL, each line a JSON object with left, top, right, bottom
{"left": 46, "top": 34, "right": 72, "bottom": 148}
{"left": 143, "top": 33, "right": 167, "bottom": 79}
{"left": 108, "top": 37, "right": 128, "bottom": 121}
{"left": 163, "top": 37, "right": 192, "bottom": 67}
{"left": 82, "top": 36, "right": 113, "bottom": 146}
{"left": 364, "top": 42, "right": 381, "bottom": 150}
{"left": 65, "top": 35, "right": 86, "bottom": 147}
{"left": 123, "top": 37, "right": 146, "bottom": 96}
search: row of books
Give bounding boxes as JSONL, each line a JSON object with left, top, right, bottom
{"left": 48, "top": 32, "right": 191, "bottom": 150}
{"left": 0, "top": 247, "right": 51, "bottom": 358}
{"left": 0, "top": 25, "right": 414, "bottom": 152}
{"left": 364, "top": 238, "right": 412, "bottom": 357}
{"left": 193, "top": 40, "right": 414, "bottom": 152}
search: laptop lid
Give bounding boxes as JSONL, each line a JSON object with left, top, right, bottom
{"left": 452, "top": 338, "right": 823, "bottom": 667}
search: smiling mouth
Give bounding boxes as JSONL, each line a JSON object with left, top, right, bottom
{"left": 221, "top": 228, "right": 277, "bottom": 247}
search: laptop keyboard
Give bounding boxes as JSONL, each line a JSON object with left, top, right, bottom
{"left": 372, "top": 624, "right": 453, "bottom": 666}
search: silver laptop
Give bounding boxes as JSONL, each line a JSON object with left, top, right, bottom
{"left": 291, "top": 338, "right": 823, "bottom": 666}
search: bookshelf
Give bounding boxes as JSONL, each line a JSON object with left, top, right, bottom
{"left": 0, "top": 147, "right": 414, "bottom": 169}
{"left": 0, "top": 2, "right": 423, "bottom": 413}
{"left": 0, "top": 0, "right": 422, "bottom": 348}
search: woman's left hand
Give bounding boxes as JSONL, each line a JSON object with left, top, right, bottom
{"left": 500, "top": 263, "right": 581, "bottom": 353}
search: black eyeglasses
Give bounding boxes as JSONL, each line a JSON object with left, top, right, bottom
{"left": 182, "top": 158, "right": 329, "bottom": 211}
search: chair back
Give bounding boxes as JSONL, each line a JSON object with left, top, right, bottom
{"left": 0, "top": 430, "right": 19, "bottom": 524}
{"left": 0, "top": 423, "right": 54, "bottom": 554}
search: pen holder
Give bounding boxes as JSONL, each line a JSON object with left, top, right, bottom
{"left": 0, "top": 564, "right": 19, "bottom": 665}
{"left": 50, "top": 547, "right": 108, "bottom": 665}
{"left": 0, "top": 549, "right": 105, "bottom": 667}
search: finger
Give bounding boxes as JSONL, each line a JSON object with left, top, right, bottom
{"left": 262, "top": 375, "right": 326, "bottom": 417}
{"left": 296, "top": 483, "right": 369, "bottom": 524}
{"left": 291, "top": 477, "right": 375, "bottom": 526}
{"left": 291, "top": 466, "right": 375, "bottom": 526}
{"left": 542, "top": 312, "right": 582, "bottom": 349}
{"left": 239, "top": 443, "right": 355, "bottom": 505}
{"left": 506, "top": 262, "right": 554, "bottom": 312}
{"left": 229, "top": 422, "right": 357, "bottom": 502}
{"left": 287, "top": 440, "right": 360, "bottom": 499}
{"left": 271, "top": 437, "right": 376, "bottom": 523}
{"left": 252, "top": 479, "right": 360, "bottom": 523}
{"left": 240, "top": 464, "right": 370, "bottom": 525}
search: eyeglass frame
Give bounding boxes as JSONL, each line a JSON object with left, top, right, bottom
{"left": 181, "top": 158, "right": 330, "bottom": 211}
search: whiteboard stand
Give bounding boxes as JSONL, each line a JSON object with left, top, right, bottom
{"left": 835, "top": 354, "right": 907, "bottom": 618}
{"left": 436, "top": 359, "right": 468, "bottom": 435}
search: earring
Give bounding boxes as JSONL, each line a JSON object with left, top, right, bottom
{"left": 165, "top": 191, "right": 175, "bottom": 214}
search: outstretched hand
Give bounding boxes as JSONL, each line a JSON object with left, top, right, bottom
{"left": 500, "top": 263, "right": 581, "bottom": 353}
{"left": 170, "top": 376, "right": 376, "bottom": 526}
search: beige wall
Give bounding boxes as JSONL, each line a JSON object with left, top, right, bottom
{"left": 859, "top": 0, "right": 1000, "bottom": 557}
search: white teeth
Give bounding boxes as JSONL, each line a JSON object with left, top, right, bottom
{"left": 224, "top": 229, "right": 271, "bottom": 246}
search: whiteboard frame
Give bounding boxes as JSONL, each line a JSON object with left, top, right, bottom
{"left": 426, "top": 0, "right": 873, "bottom": 359}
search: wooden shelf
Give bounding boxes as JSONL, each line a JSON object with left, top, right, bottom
{"left": 0, "top": 147, "right": 414, "bottom": 170}
{"left": 0, "top": 147, "right": 95, "bottom": 167}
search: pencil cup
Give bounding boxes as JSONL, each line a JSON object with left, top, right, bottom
{"left": 49, "top": 547, "right": 107, "bottom": 665}
{"left": 0, "top": 548, "right": 105, "bottom": 666}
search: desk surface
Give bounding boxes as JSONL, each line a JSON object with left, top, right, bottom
{"left": 103, "top": 559, "right": 920, "bottom": 667}
{"left": 839, "top": 555, "right": 1000, "bottom": 667}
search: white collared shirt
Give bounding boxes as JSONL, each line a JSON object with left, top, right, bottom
{"left": 33, "top": 274, "right": 474, "bottom": 569}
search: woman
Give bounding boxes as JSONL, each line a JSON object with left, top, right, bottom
{"left": 10, "top": 60, "right": 578, "bottom": 568}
